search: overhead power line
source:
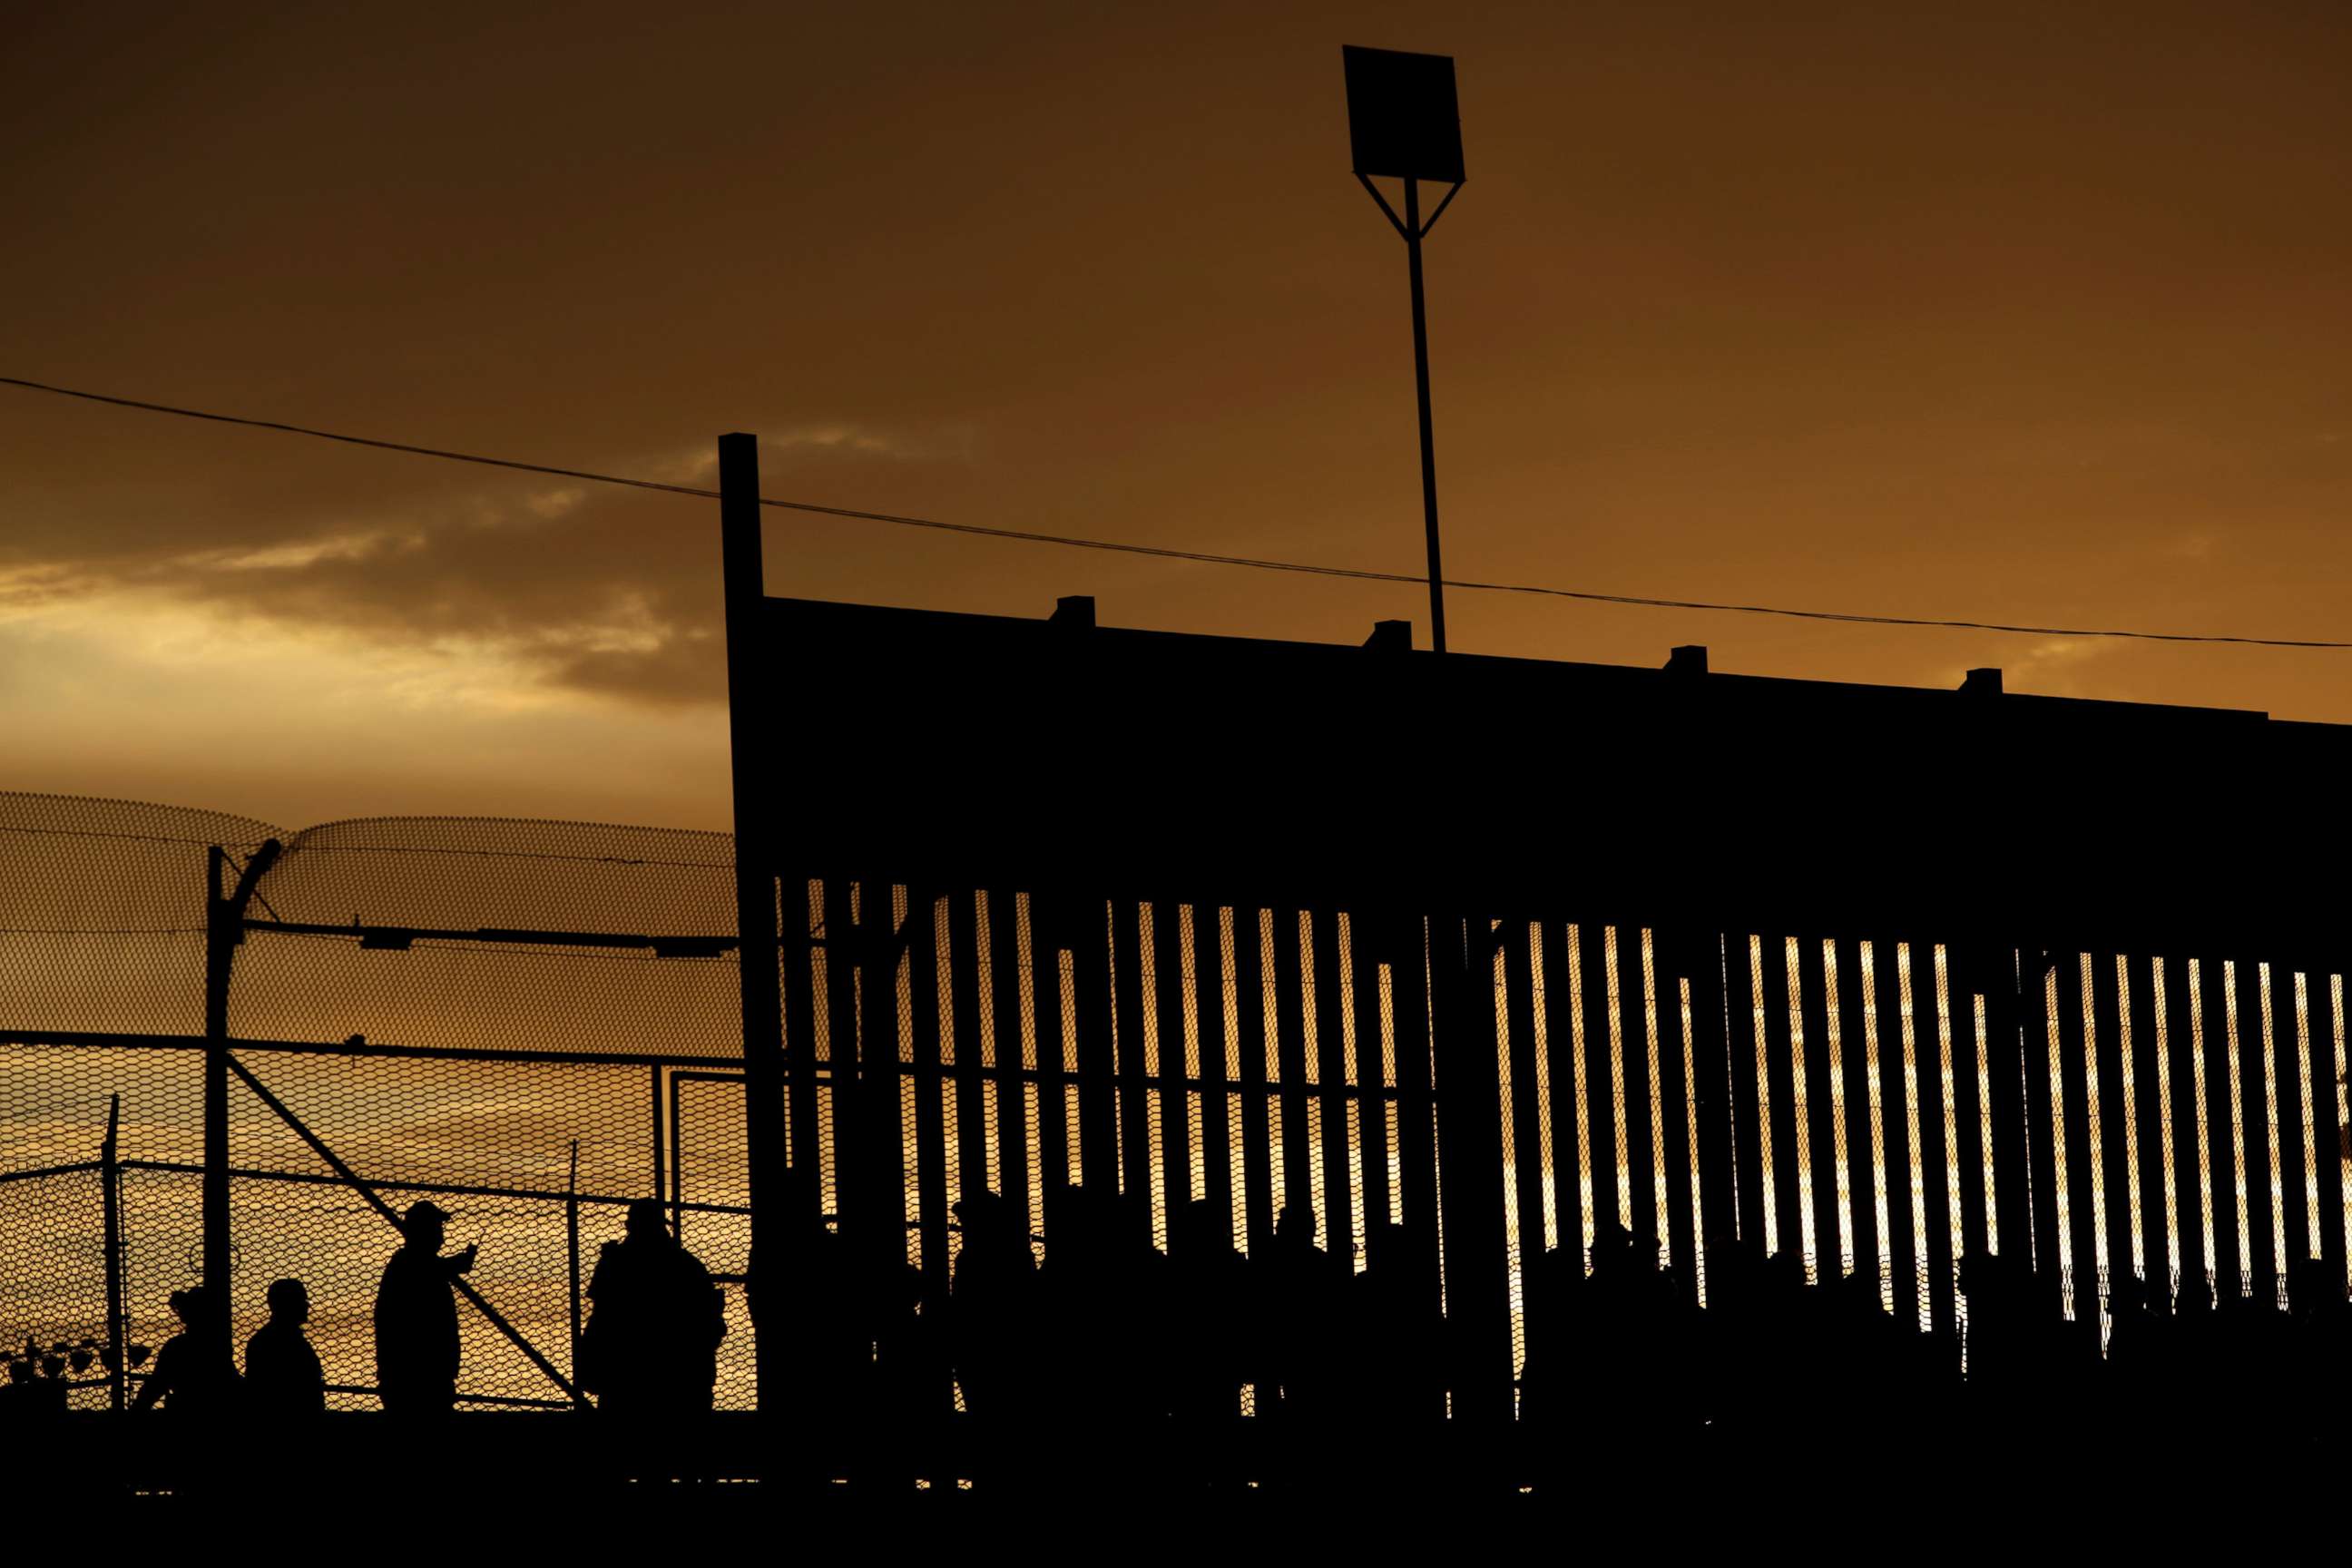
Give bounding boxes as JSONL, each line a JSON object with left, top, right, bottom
{"left": 6, "top": 373, "right": 2347, "bottom": 651}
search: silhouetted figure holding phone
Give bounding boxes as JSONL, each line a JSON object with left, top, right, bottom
{"left": 373, "top": 1200, "right": 475, "bottom": 1415}
{"left": 132, "top": 1285, "right": 239, "bottom": 1415}
{"left": 579, "top": 1198, "right": 728, "bottom": 1418}
{"left": 245, "top": 1277, "right": 326, "bottom": 1416}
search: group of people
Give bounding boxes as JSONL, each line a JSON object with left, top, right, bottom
{"left": 113, "top": 1195, "right": 726, "bottom": 1418}
{"left": 746, "top": 1182, "right": 1444, "bottom": 1443}
{"left": 50, "top": 1178, "right": 2352, "bottom": 1452}
{"left": 128, "top": 1276, "right": 324, "bottom": 1416}
{"left": 752, "top": 1182, "right": 2352, "bottom": 1465}
{"left": 1520, "top": 1222, "right": 2352, "bottom": 1456}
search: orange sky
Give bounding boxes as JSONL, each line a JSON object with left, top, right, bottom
{"left": 5, "top": 2, "right": 2347, "bottom": 831}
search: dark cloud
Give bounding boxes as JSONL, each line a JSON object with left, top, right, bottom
{"left": 0, "top": 422, "right": 973, "bottom": 706}
{"left": 4, "top": 2, "right": 2350, "bottom": 827}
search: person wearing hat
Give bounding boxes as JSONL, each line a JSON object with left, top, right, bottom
{"left": 372, "top": 1200, "right": 475, "bottom": 1415}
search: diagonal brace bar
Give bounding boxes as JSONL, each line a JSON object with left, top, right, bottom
{"left": 1416, "top": 178, "right": 1465, "bottom": 237}
{"left": 1357, "top": 172, "right": 1409, "bottom": 236}
{"left": 222, "top": 1051, "right": 584, "bottom": 1405}
{"left": 1357, "top": 172, "right": 1466, "bottom": 240}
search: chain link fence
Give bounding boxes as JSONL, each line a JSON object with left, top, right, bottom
{"left": 1, "top": 793, "right": 750, "bottom": 1411}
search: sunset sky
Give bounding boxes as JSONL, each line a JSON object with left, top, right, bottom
{"left": 5, "top": 2, "right": 2348, "bottom": 832}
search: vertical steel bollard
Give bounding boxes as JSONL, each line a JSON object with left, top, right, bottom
{"left": 717, "top": 433, "right": 790, "bottom": 1416}
{"left": 1429, "top": 912, "right": 1514, "bottom": 1429}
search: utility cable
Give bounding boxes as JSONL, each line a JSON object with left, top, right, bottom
{"left": 7, "top": 374, "right": 2347, "bottom": 650}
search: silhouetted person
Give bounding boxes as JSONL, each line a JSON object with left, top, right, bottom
{"left": 373, "top": 1200, "right": 475, "bottom": 1415}
{"left": 1258, "top": 1202, "right": 1343, "bottom": 1426}
{"left": 949, "top": 1189, "right": 1036, "bottom": 1424}
{"left": 2100, "top": 1270, "right": 2163, "bottom": 1429}
{"left": 1683, "top": 1236, "right": 1762, "bottom": 1439}
{"left": 1820, "top": 1266, "right": 1907, "bottom": 1440}
{"left": 2215, "top": 1279, "right": 2292, "bottom": 1440}
{"left": 1348, "top": 1222, "right": 1443, "bottom": 1432}
{"left": 580, "top": 1198, "right": 728, "bottom": 1418}
{"left": 2044, "top": 1277, "right": 2102, "bottom": 1412}
{"left": 1165, "top": 1199, "right": 1246, "bottom": 1429}
{"left": 749, "top": 1171, "right": 863, "bottom": 1424}
{"left": 1035, "top": 1182, "right": 1159, "bottom": 1446}
{"left": 244, "top": 1277, "right": 326, "bottom": 1416}
{"left": 2169, "top": 1272, "right": 2223, "bottom": 1433}
{"left": 1958, "top": 1249, "right": 2038, "bottom": 1415}
{"left": 1747, "top": 1249, "right": 1819, "bottom": 1438}
{"left": 1516, "top": 1244, "right": 1584, "bottom": 1438}
{"left": 1580, "top": 1221, "right": 1680, "bottom": 1444}
{"left": 1034, "top": 1181, "right": 1094, "bottom": 1416}
{"left": 869, "top": 1246, "right": 946, "bottom": 1428}
{"left": 2287, "top": 1256, "right": 2347, "bottom": 1446}
{"left": 132, "top": 1285, "right": 239, "bottom": 1415}
{"left": 1111, "top": 1189, "right": 1173, "bottom": 1423}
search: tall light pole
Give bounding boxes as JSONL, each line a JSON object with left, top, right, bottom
{"left": 1346, "top": 43, "right": 1514, "bottom": 1429}
{"left": 1344, "top": 44, "right": 1466, "bottom": 653}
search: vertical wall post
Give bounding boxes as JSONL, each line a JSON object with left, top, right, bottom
{"left": 650, "top": 1065, "right": 668, "bottom": 1221}
{"left": 718, "top": 431, "right": 790, "bottom": 1411}
{"left": 2015, "top": 949, "right": 2063, "bottom": 1310}
{"left": 1429, "top": 913, "right": 1513, "bottom": 1424}
{"left": 565, "top": 1140, "right": 586, "bottom": 1411}
{"left": 1073, "top": 898, "right": 1122, "bottom": 1197}
{"left": 667, "top": 1073, "right": 685, "bottom": 1232}
{"left": 1388, "top": 914, "right": 1442, "bottom": 1317}
{"left": 101, "top": 1093, "right": 127, "bottom": 1412}
{"left": 199, "top": 836, "right": 279, "bottom": 1365}
{"left": 1683, "top": 930, "right": 1740, "bottom": 1291}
